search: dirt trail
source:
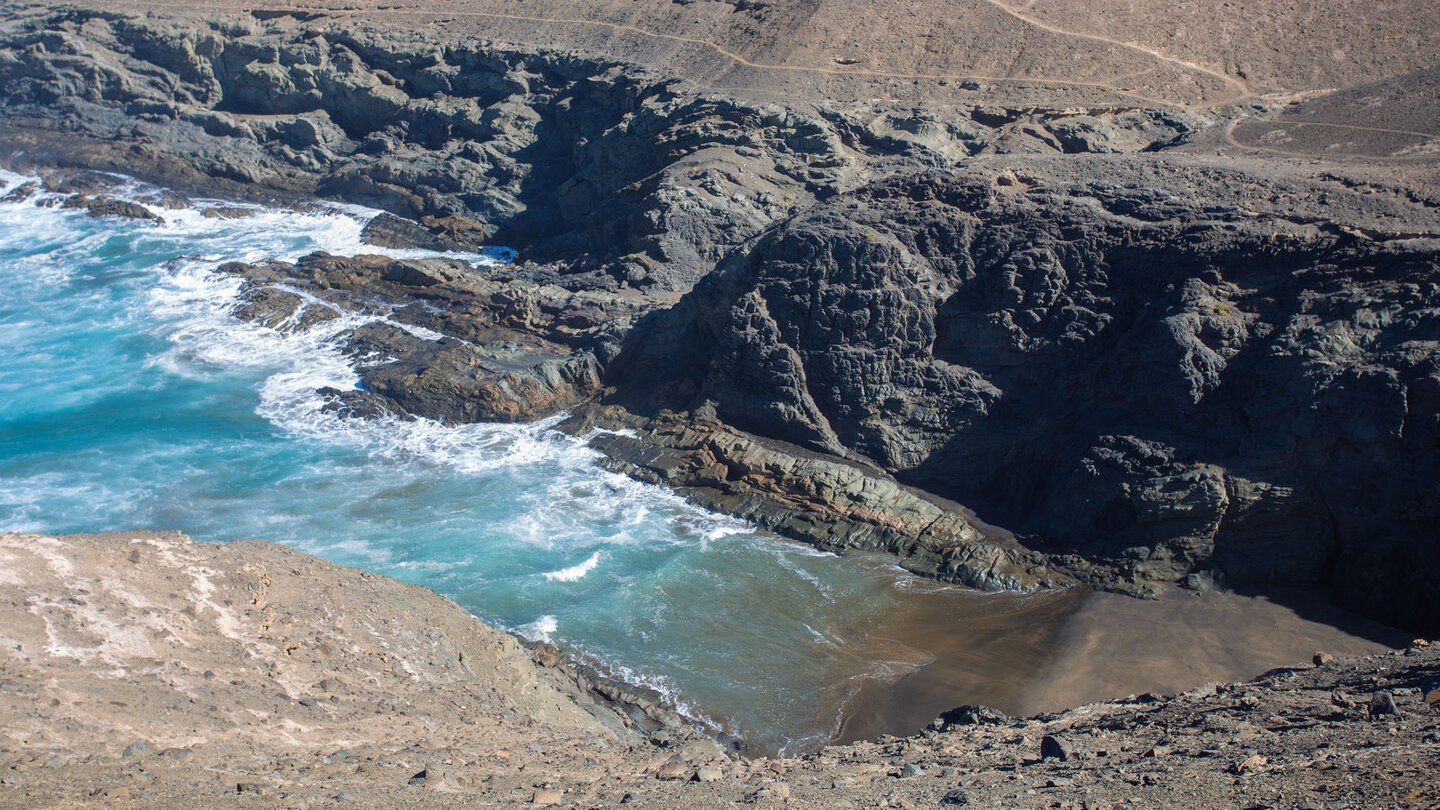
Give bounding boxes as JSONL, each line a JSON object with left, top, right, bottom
{"left": 974, "top": 0, "right": 1250, "bottom": 98}
{"left": 108, "top": 0, "right": 1240, "bottom": 109}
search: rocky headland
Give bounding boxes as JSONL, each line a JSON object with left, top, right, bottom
{"left": 2, "top": 0, "right": 1440, "bottom": 802}
{"left": 5, "top": 0, "right": 1436, "bottom": 630}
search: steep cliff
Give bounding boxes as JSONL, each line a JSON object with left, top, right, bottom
{"left": 612, "top": 161, "right": 1440, "bottom": 631}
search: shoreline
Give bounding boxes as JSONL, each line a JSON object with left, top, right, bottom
{"left": 2, "top": 530, "right": 1434, "bottom": 809}
{"left": 828, "top": 580, "right": 1406, "bottom": 749}
{"left": 2, "top": 1, "right": 1438, "bottom": 637}
{"left": 0, "top": 163, "right": 1418, "bottom": 756}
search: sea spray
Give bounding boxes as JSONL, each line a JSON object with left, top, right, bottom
{"left": 0, "top": 171, "right": 993, "bottom": 756}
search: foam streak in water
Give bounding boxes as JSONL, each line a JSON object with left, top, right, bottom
{"left": 543, "top": 552, "right": 602, "bottom": 582}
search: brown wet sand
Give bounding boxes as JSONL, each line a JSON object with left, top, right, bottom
{"left": 834, "top": 582, "right": 1408, "bottom": 746}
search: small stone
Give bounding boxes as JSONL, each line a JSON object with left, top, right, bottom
{"left": 121, "top": 741, "right": 150, "bottom": 759}
{"left": 1041, "top": 735, "right": 1073, "bottom": 762}
{"left": 655, "top": 755, "right": 688, "bottom": 780}
{"left": 1368, "top": 691, "right": 1400, "bottom": 718}
{"left": 409, "top": 762, "right": 447, "bottom": 787}
{"left": 531, "top": 789, "right": 563, "bottom": 805}
{"left": 693, "top": 767, "right": 723, "bottom": 782}
{"left": 1422, "top": 682, "right": 1440, "bottom": 706}
{"left": 1231, "top": 754, "right": 1267, "bottom": 774}
{"left": 749, "top": 781, "right": 790, "bottom": 801}
{"left": 930, "top": 705, "right": 1007, "bottom": 731}
{"left": 127, "top": 548, "right": 142, "bottom": 564}
{"left": 1313, "top": 651, "right": 1334, "bottom": 666}
{"left": 158, "top": 747, "right": 192, "bottom": 762}
{"left": 899, "top": 762, "right": 923, "bottom": 778}
{"left": 940, "top": 789, "right": 970, "bottom": 806}
{"left": 1141, "top": 745, "right": 1168, "bottom": 758}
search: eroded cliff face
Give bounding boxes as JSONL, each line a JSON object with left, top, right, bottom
{"left": 612, "top": 164, "right": 1440, "bottom": 632}
{"left": 0, "top": 7, "right": 1194, "bottom": 293}
{"left": 3, "top": 7, "right": 1437, "bottom": 632}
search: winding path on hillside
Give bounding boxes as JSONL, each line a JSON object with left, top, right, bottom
{"left": 115, "top": 0, "right": 1247, "bottom": 108}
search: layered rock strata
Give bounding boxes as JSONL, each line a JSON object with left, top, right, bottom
{"left": 563, "top": 406, "right": 1058, "bottom": 592}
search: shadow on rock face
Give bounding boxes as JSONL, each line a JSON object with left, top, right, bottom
{"left": 606, "top": 165, "right": 1440, "bottom": 634}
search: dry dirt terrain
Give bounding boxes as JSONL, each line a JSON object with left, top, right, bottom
{"left": 1, "top": 532, "right": 1437, "bottom": 809}
{"left": 98, "top": 0, "right": 1440, "bottom": 110}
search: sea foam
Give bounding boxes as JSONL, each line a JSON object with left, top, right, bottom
{"left": 543, "top": 551, "right": 602, "bottom": 582}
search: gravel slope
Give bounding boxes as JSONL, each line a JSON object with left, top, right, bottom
{"left": 2, "top": 531, "right": 1436, "bottom": 809}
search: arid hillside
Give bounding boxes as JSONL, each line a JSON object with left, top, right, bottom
{"left": 2, "top": 532, "right": 1437, "bottom": 809}
{"left": 101, "top": 0, "right": 1440, "bottom": 109}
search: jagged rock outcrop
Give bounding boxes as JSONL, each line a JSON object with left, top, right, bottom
{"left": 0, "top": 7, "right": 1196, "bottom": 294}
{"left": 359, "top": 211, "right": 491, "bottom": 252}
{"left": 563, "top": 406, "right": 1060, "bottom": 592}
{"left": 3, "top": 4, "right": 1435, "bottom": 634}
{"left": 611, "top": 161, "right": 1440, "bottom": 631}
{"left": 217, "top": 251, "right": 642, "bottom": 422}
{"left": 59, "top": 193, "right": 166, "bottom": 222}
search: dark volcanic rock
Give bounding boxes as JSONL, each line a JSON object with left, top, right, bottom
{"left": 611, "top": 164, "right": 1440, "bottom": 632}
{"left": 929, "top": 705, "right": 1008, "bottom": 731}
{"left": 1040, "top": 734, "right": 1073, "bottom": 761}
{"left": 60, "top": 194, "right": 164, "bottom": 223}
{"left": 564, "top": 406, "right": 1060, "bottom": 591}
{"left": 345, "top": 323, "right": 603, "bottom": 424}
{"left": 216, "top": 252, "right": 621, "bottom": 424}
{"left": 316, "top": 387, "right": 413, "bottom": 421}
{"left": 0, "top": 8, "right": 1197, "bottom": 293}
{"left": 231, "top": 286, "right": 340, "bottom": 332}
{"left": 360, "top": 212, "right": 490, "bottom": 252}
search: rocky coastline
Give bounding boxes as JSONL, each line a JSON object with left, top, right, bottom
{"left": 3, "top": 0, "right": 1440, "bottom": 803}
{"left": 12, "top": 159, "right": 1434, "bottom": 631}
{"left": 3, "top": 1, "right": 1438, "bottom": 633}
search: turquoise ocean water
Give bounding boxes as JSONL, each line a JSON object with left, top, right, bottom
{"left": 0, "top": 171, "right": 970, "bottom": 754}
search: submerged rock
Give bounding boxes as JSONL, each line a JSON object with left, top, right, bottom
{"left": 360, "top": 212, "right": 491, "bottom": 252}
{"left": 60, "top": 194, "right": 164, "bottom": 224}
